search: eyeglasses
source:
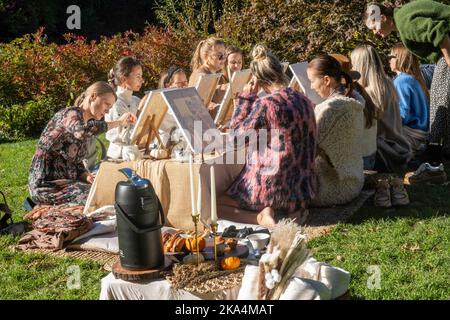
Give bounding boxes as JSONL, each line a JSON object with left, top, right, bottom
{"left": 387, "top": 55, "right": 397, "bottom": 60}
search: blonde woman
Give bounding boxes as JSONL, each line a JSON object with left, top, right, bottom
{"left": 29, "top": 82, "right": 136, "bottom": 205}
{"left": 389, "top": 43, "right": 430, "bottom": 152}
{"left": 188, "top": 37, "right": 227, "bottom": 115}
{"left": 217, "top": 45, "right": 317, "bottom": 228}
{"left": 189, "top": 37, "right": 226, "bottom": 85}
{"left": 351, "top": 45, "right": 412, "bottom": 173}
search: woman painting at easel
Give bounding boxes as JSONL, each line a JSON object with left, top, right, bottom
{"left": 28, "top": 82, "right": 136, "bottom": 206}
{"left": 158, "top": 65, "right": 190, "bottom": 157}
{"left": 136, "top": 65, "right": 191, "bottom": 159}
{"left": 188, "top": 37, "right": 227, "bottom": 117}
{"left": 216, "top": 45, "right": 317, "bottom": 228}
{"left": 105, "top": 56, "right": 144, "bottom": 160}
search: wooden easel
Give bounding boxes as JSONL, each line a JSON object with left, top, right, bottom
{"left": 214, "top": 69, "right": 252, "bottom": 128}
{"left": 135, "top": 114, "right": 164, "bottom": 156}
{"left": 131, "top": 89, "right": 172, "bottom": 157}
{"left": 195, "top": 73, "right": 222, "bottom": 107}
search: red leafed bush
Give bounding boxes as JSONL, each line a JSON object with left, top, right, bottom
{"left": 0, "top": 26, "right": 201, "bottom": 140}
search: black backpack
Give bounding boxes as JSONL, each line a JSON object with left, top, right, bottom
{"left": 0, "top": 191, "right": 28, "bottom": 236}
{"left": 0, "top": 191, "right": 12, "bottom": 231}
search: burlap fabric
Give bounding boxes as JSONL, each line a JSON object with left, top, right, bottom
{"left": 84, "top": 154, "right": 243, "bottom": 231}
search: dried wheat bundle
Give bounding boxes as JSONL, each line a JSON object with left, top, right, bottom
{"left": 166, "top": 261, "right": 245, "bottom": 293}
{"left": 258, "top": 218, "right": 310, "bottom": 300}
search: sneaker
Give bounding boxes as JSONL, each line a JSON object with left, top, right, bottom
{"left": 405, "top": 162, "right": 447, "bottom": 185}
{"left": 390, "top": 178, "right": 410, "bottom": 206}
{"left": 374, "top": 178, "right": 391, "bottom": 208}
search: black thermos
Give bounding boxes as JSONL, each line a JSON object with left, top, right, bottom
{"left": 115, "top": 168, "right": 165, "bottom": 270}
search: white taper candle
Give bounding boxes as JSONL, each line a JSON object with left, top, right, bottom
{"left": 197, "top": 172, "right": 202, "bottom": 217}
{"left": 189, "top": 153, "right": 196, "bottom": 216}
{"left": 210, "top": 165, "right": 217, "bottom": 223}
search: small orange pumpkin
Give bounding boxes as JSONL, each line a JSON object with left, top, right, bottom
{"left": 220, "top": 256, "right": 241, "bottom": 270}
{"left": 185, "top": 236, "right": 206, "bottom": 252}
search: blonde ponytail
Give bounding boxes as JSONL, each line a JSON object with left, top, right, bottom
{"left": 190, "top": 37, "right": 225, "bottom": 72}
{"left": 74, "top": 91, "right": 86, "bottom": 107}
{"left": 191, "top": 40, "right": 206, "bottom": 71}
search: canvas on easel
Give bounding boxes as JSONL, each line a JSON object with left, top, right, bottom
{"left": 195, "top": 73, "right": 223, "bottom": 106}
{"left": 160, "top": 87, "right": 221, "bottom": 155}
{"left": 214, "top": 69, "right": 252, "bottom": 126}
{"left": 130, "top": 88, "right": 176, "bottom": 153}
{"left": 289, "top": 62, "right": 324, "bottom": 105}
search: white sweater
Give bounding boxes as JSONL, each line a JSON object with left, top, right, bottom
{"left": 311, "top": 95, "right": 364, "bottom": 207}
{"left": 105, "top": 86, "right": 140, "bottom": 159}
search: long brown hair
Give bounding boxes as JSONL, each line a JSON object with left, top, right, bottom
{"left": 391, "top": 43, "right": 430, "bottom": 99}
{"left": 223, "top": 45, "right": 244, "bottom": 82}
{"left": 330, "top": 53, "right": 378, "bottom": 128}
{"left": 307, "top": 54, "right": 354, "bottom": 98}
{"left": 74, "top": 81, "right": 116, "bottom": 107}
{"left": 108, "top": 56, "right": 142, "bottom": 90}
{"left": 190, "top": 37, "right": 225, "bottom": 72}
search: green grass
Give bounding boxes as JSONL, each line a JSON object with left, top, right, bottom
{"left": 0, "top": 139, "right": 449, "bottom": 299}
{"left": 309, "top": 182, "right": 450, "bottom": 300}
{"left": 0, "top": 139, "right": 108, "bottom": 300}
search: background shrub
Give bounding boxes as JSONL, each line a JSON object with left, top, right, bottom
{"left": 0, "top": 26, "right": 201, "bottom": 140}
{"left": 216, "top": 0, "right": 407, "bottom": 63}
{"left": 0, "top": 97, "right": 55, "bottom": 140}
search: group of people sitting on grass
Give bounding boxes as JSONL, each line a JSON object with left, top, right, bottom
{"left": 28, "top": 0, "right": 450, "bottom": 227}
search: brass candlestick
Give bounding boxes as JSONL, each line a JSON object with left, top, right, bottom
{"left": 192, "top": 214, "right": 200, "bottom": 265}
{"left": 210, "top": 222, "right": 218, "bottom": 266}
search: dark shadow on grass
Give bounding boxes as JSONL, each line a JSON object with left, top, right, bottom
{"left": 305, "top": 190, "right": 375, "bottom": 228}
{"left": 348, "top": 181, "right": 450, "bottom": 225}
{"left": 306, "top": 173, "right": 450, "bottom": 228}
{"left": 351, "top": 159, "right": 450, "bottom": 225}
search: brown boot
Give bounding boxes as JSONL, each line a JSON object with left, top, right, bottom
{"left": 374, "top": 178, "right": 391, "bottom": 208}
{"left": 390, "top": 178, "right": 410, "bottom": 206}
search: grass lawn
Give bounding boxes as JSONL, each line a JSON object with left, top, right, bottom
{"left": 0, "top": 139, "right": 449, "bottom": 299}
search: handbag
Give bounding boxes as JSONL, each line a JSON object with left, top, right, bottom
{"left": 0, "top": 191, "right": 12, "bottom": 231}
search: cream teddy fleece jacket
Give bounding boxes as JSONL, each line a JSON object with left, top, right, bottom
{"left": 311, "top": 95, "right": 365, "bottom": 207}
